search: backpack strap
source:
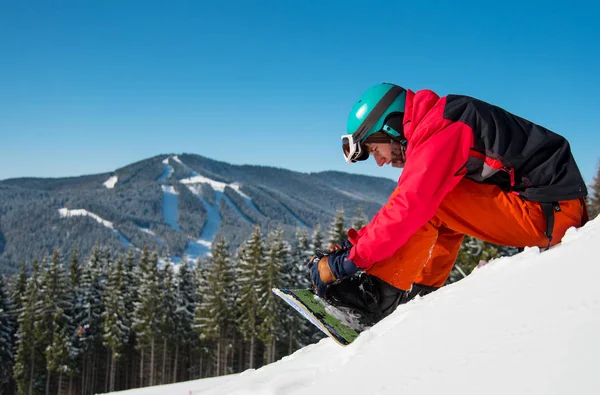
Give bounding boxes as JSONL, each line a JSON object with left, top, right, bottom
{"left": 540, "top": 201, "right": 561, "bottom": 250}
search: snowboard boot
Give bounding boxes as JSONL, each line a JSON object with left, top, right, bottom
{"left": 324, "top": 273, "right": 409, "bottom": 327}
{"left": 405, "top": 283, "right": 439, "bottom": 302}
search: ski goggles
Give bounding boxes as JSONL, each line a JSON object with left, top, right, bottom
{"left": 341, "top": 134, "right": 369, "bottom": 163}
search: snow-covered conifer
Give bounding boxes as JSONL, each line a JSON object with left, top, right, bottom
{"left": 13, "top": 258, "right": 44, "bottom": 395}
{"left": 328, "top": 208, "right": 347, "bottom": 246}
{"left": 11, "top": 261, "right": 27, "bottom": 313}
{"left": 351, "top": 206, "right": 368, "bottom": 230}
{"left": 195, "top": 238, "right": 235, "bottom": 375}
{"left": 0, "top": 276, "right": 15, "bottom": 391}
{"left": 159, "top": 263, "right": 177, "bottom": 384}
{"left": 236, "top": 226, "right": 264, "bottom": 369}
{"left": 172, "top": 260, "right": 196, "bottom": 382}
{"left": 45, "top": 307, "right": 71, "bottom": 394}
{"left": 259, "top": 227, "right": 288, "bottom": 363}
{"left": 133, "top": 247, "right": 161, "bottom": 386}
{"left": 102, "top": 256, "right": 129, "bottom": 392}
{"left": 281, "top": 228, "right": 313, "bottom": 352}
{"left": 37, "top": 249, "right": 72, "bottom": 394}
{"left": 310, "top": 224, "right": 324, "bottom": 252}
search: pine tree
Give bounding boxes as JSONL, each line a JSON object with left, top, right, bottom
{"left": 259, "top": 227, "right": 288, "bottom": 363}
{"left": 173, "top": 261, "right": 196, "bottom": 382}
{"left": 69, "top": 246, "right": 81, "bottom": 287}
{"left": 102, "top": 256, "right": 129, "bottom": 392}
{"left": 286, "top": 228, "right": 311, "bottom": 289}
{"left": 37, "top": 249, "right": 72, "bottom": 395}
{"left": 588, "top": 160, "right": 600, "bottom": 219}
{"left": 13, "top": 258, "right": 44, "bottom": 395}
{"left": 310, "top": 225, "right": 324, "bottom": 251}
{"left": 133, "top": 247, "right": 161, "bottom": 387}
{"left": 6, "top": 262, "right": 26, "bottom": 394}
{"left": 281, "top": 228, "right": 313, "bottom": 353}
{"left": 45, "top": 307, "right": 71, "bottom": 395}
{"left": 64, "top": 246, "right": 81, "bottom": 395}
{"left": 11, "top": 261, "right": 28, "bottom": 313}
{"left": 76, "top": 244, "right": 105, "bottom": 342}
{"left": 192, "top": 257, "right": 207, "bottom": 378}
{"left": 122, "top": 248, "right": 138, "bottom": 389}
{"left": 75, "top": 244, "right": 105, "bottom": 395}
{"left": 351, "top": 206, "right": 368, "bottom": 230}
{"left": 159, "top": 263, "right": 177, "bottom": 384}
{"left": 194, "top": 238, "right": 235, "bottom": 376}
{"left": 327, "top": 208, "right": 347, "bottom": 246}
{"left": 236, "top": 226, "right": 264, "bottom": 369}
{"left": 0, "top": 276, "right": 15, "bottom": 392}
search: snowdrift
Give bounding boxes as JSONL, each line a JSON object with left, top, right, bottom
{"left": 108, "top": 216, "right": 600, "bottom": 395}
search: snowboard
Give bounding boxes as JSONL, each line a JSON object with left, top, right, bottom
{"left": 272, "top": 288, "right": 365, "bottom": 346}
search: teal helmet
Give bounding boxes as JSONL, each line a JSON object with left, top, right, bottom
{"left": 342, "top": 83, "right": 406, "bottom": 163}
{"left": 346, "top": 82, "right": 406, "bottom": 141}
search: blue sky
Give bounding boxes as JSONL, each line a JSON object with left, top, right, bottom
{"left": 0, "top": 0, "right": 598, "bottom": 184}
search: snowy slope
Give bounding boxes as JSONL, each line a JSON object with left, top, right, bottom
{"left": 103, "top": 175, "right": 118, "bottom": 188}
{"left": 161, "top": 185, "right": 181, "bottom": 231}
{"left": 58, "top": 208, "right": 132, "bottom": 248}
{"left": 107, "top": 217, "right": 600, "bottom": 395}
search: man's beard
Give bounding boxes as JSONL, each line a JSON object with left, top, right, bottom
{"left": 390, "top": 140, "right": 406, "bottom": 168}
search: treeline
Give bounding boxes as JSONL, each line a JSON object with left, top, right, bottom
{"left": 0, "top": 207, "right": 365, "bottom": 395}
{"left": 0, "top": 206, "right": 520, "bottom": 395}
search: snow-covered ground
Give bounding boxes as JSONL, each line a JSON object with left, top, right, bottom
{"left": 158, "top": 156, "right": 263, "bottom": 263}
{"left": 179, "top": 163, "right": 262, "bottom": 219}
{"left": 158, "top": 157, "right": 174, "bottom": 182}
{"left": 107, "top": 216, "right": 600, "bottom": 395}
{"left": 103, "top": 175, "right": 118, "bottom": 189}
{"left": 183, "top": 185, "right": 222, "bottom": 259}
{"left": 161, "top": 185, "right": 181, "bottom": 231}
{"left": 58, "top": 208, "right": 131, "bottom": 248}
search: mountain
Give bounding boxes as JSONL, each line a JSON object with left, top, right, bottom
{"left": 104, "top": 216, "right": 600, "bottom": 395}
{"left": 0, "top": 153, "right": 397, "bottom": 273}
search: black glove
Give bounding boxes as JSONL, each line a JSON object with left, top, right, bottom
{"left": 308, "top": 248, "right": 359, "bottom": 297}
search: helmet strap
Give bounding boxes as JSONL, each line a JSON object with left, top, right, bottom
{"left": 383, "top": 124, "right": 408, "bottom": 150}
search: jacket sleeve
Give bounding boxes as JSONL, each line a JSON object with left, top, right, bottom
{"left": 348, "top": 120, "right": 473, "bottom": 269}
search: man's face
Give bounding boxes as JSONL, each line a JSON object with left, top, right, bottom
{"left": 365, "top": 142, "right": 393, "bottom": 167}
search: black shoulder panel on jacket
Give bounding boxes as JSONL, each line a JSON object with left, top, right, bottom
{"left": 443, "top": 95, "right": 587, "bottom": 202}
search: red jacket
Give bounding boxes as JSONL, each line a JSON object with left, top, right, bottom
{"left": 348, "top": 89, "right": 473, "bottom": 269}
{"left": 347, "top": 88, "right": 587, "bottom": 269}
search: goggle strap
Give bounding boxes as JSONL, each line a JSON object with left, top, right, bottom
{"left": 352, "top": 85, "right": 404, "bottom": 142}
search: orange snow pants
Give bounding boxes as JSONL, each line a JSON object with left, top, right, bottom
{"left": 366, "top": 178, "right": 587, "bottom": 291}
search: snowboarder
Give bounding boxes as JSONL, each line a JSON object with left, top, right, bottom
{"left": 309, "top": 82, "right": 589, "bottom": 326}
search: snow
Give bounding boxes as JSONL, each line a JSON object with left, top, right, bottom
{"left": 158, "top": 157, "right": 174, "bottom": 182}
{"left": 172, "top": 155, "right": 185, "bottom": 166}
{"left": 104, "top": 375, "right": 240, "bottom": 395}
{"left": 178, "top": 162, "right": 262, "bottom": 218}
{"left": 108, "top": 216, "right": 600, "bottom": 395}
{"left": 161, "top": 185, "right": 181, "bottom": 230}
{"left": 181, "top": 185, "right": 223, "bottom": 260}
{"left": 164, "top": 156, "right": 262, "bottom": 263}
{"left": 58, "top": 208, "right": 132, "bottom": 248}
{"left": 103, "top": 175, "right": 118, "bottom": 189}
{"left": 181, "top": 174, "right": 231, "bottom": 191}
